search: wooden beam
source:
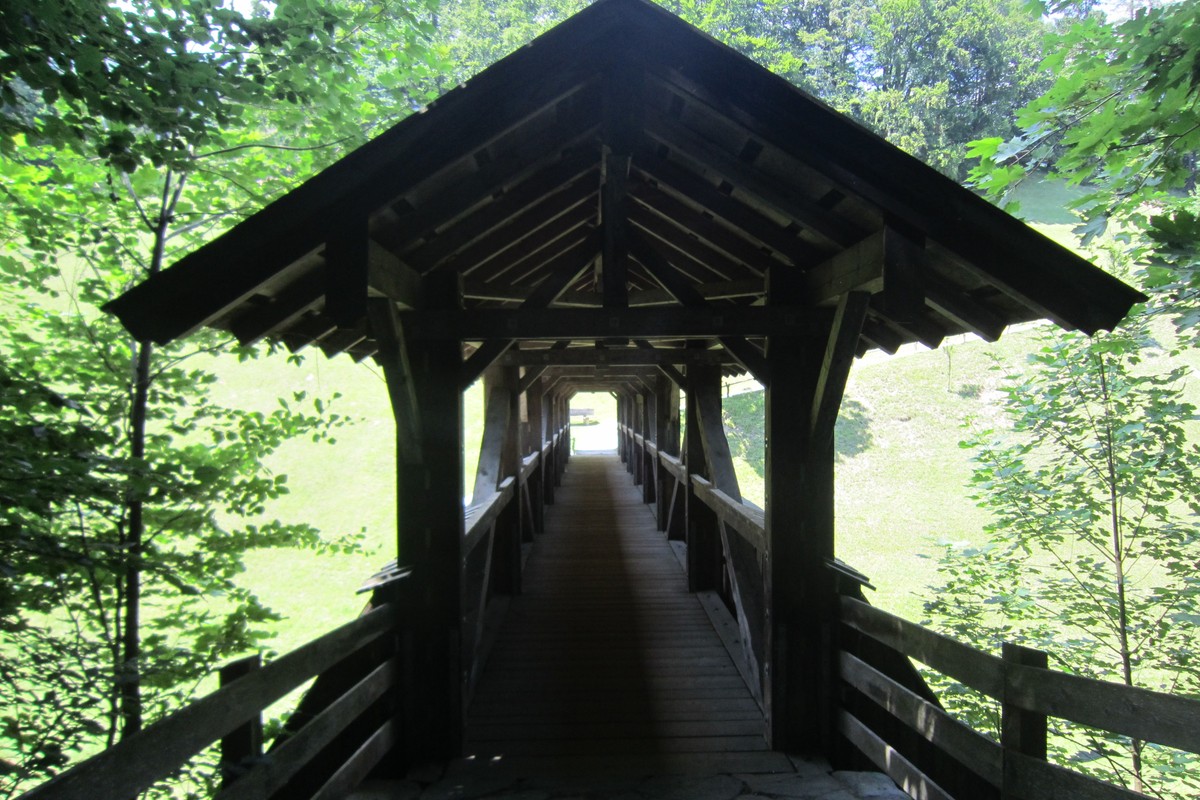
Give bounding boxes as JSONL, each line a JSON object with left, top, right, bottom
{"left": 498, "top": 345, "right": 734, "bottom": 367}
{"left": 517, "top": 366, "right": 549, "bottom": 395}
{"left": 380, "top": 107, "right": 599, "bottom": 252}
{"left": 473, "top": 385, "right": 513, "bottom": 505}
{"left": 446, "top": 184, "right": 597, "bottom": 280}
{"left": 404, "top": 150, "right": 598, "bottom": 270}
{"left": 810, "top": 291, "right": 869, "bottom": 448}
{"left": 628, "top": 177, "right": 776, "bottom": 276}
{"left": 464, "top": 277, "right": 763, "bottom": 307}
{"left": 684, "top": 366, "right": 718, "bottom": 592}
{"left": 797, "top": 230, "right": 887, "bottom": 306}
{"left": 860, "top": 317, "right": 903, "bottom": 354}
{"left": 401, "top": 305, "right": 821, "bottom": 340}
{"left": 644, "top": 106, "right": 864, "bottom": 249}
{"left": 459, "top": 233, "right": 599, "bottom": 388}
{"left": 228, "top": 263, "right": 325, "bottom": 345}
{"left": 925, "top": 280, "right": 1006, "bottom": 343}
{"left": 882, "top": 225, "right": 926, "bottom": 323}
{"left": 465, "top": 210, "right": 595, "bottom": 285}
{"left": 657, "top": 363, "right": 686, "bottom": 388}
{"left": 324, "top": 216, "right": 370, "bottom": 328}
{"left": 368, "top": 240, "right": 422, "bottom": 310}
{"left": 367, "top": 298, "right": 423, "bottom": 465}
{"left": 632, "top": 147, "right": 824, "bottom": 267}
{"left": 629, "top": 231, "right": 770, "bottom": 382}
{"left": 691, "top": 369, "right": 740, "bottom": 500}
{"left": 630, "top": 203, "right": 746, "bottom": 282}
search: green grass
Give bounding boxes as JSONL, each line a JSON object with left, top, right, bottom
{"left": 725, "top": 325, "right": 1049, "bottom": 621}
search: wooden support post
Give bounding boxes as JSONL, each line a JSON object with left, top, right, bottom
{"left": 478, "top": 365, "right": 522, "bottom": 596}
{"left": 633, "top": 392, "right": 646, "bottom": 487}
{"left": 544, "top": 387, "right": 557, "bottom": 506}
{"left": 1002, "top": 643, "right": 1048, "bottom": 799}
{"left": 685, "top": 367, "right": 721, "bottom": 592}
{"left": 656, "top": 373, "right": 681, "bottom": 534}
{"left": 619, "top": 393, "right": 628, "bottom": 462}
{"left": 525, "top": 374, "right": 546, "bottom": 534}
{"left": 398, "top": 270, "right": 465, "bottom": 760}
{"left": 219, "top": 655, "right": 262, "bottom": 789}
{"left": 765, "top": 263, "right": 847, "bottom": 752}
{"left": 642, "top": 387, "right": 656, "bottom": 505}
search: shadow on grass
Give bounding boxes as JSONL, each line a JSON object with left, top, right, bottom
{"left": 722, "top": 391, "right": 873, "bottom": 482}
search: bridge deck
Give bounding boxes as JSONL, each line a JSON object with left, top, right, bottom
{"left": 465, "top": 454, "right": 788, "bottom": 774}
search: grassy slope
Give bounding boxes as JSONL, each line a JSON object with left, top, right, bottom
{"left": 200, "top": 353, "right": 485, "bottom": 654}
{"left": 725, "top": 325, "right": 1049, "bottom": 620}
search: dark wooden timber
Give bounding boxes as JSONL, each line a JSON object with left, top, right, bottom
{"left": 400, "top": 272, "right": 466, "bottom": 761}
{"left": 219, "top": 655, "right": 263, "bottom": 790}
{"left": 1002, "top": 642, "right": 1048, "bottom": 797}
{"left": 21, "top": 605, "right": 399, "bottom": 800}
{"left": 765, "top": 263, "right": 836, "bottom": 751}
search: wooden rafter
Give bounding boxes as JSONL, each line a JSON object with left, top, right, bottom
{"left": 629, "top": 230, "right": 770, "bottom": 382}
{"left": 366, "top": 298, "right": 423, "bottom": 464}
{"left": 460, "top": 233, "right": 599, "bottom": 388}
{"left": 810, "top": 291, "right": 869, "bottom": 447}
{"left": 404, "top": 151, "right": 599, "bottom": 271}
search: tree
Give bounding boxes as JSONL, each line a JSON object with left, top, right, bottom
{"left": 0, "top": 0, "right": 439, "bottom": 793}
{"left": 431, "top": 0, "right": 1048, "bottom": 179}
{"left": 856, "top": 0, "right": 1048, "bottom": 176}
{"left": 968, "top": 0, "right": 1200, "bottom": 335}
{"left": 932, "top": 7, "right": 1200, "bottom": 794}
{"left": 925, "top": 314, "right": 1200, "bottom": 796}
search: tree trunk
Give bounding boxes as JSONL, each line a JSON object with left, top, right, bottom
{"left": 119, "top": 172, "right": 181, "bottom": 740}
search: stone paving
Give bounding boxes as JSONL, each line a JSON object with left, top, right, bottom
{"left": 346, "top": 754, "right": 908, "bottom": 800}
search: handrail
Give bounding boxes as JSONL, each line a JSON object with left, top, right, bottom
{"left": 839, "top": 594, "right": 1200, "bottom": 798}
{"left": 24, "top": 602, "right": 403, "bottom": 800}
{"left": 214, "top": 656, "right": 400, "bottom": 800}
{"left": 690, "top": 474, "right": 767, "bottom": 553}
{"left": 463, "top": 476, "right": 516, "bottom": 558}
{"left": 520, "top": 451, "right": 540, "bottom": 483}
{"left": 658, "top": 451, "right": 686, "bottom": 482}
{"left": 841, "top": 596, "right": 1200, "bottom": 753}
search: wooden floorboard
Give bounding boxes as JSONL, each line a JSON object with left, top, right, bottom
{"left": 465, "top": 454, "right": 768, "bottom": 763}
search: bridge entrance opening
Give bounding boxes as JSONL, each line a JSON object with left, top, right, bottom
{"left": 569, "top": 391, "right": 617, "bottom": 454}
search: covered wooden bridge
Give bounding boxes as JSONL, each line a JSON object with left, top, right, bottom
{"left": 36, "top": 1, "right": 1200, "bottom": 799}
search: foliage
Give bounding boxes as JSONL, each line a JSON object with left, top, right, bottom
{"left": 967, "top": 0, "right": 1200, "bottom": 342}
{"left": 0, "top": 0, "right": 440, "bottom": 794}
{"left": 431, "top": 0, "right": 1050, "bottom": 179}
{"left": 926, "top": 318, "right": 1200, "bottom": 796}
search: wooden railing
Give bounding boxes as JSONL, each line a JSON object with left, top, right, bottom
{"left": 23, "top": 596, "right": 408, "bottom": 800}
{"left": 461, "top": 428, "right": 567, "bottom": 701}
{"left": 23, "top": 422, "right": 573, "bottom": 800}
{"left": 837, "top": 594, "right": 1200, "bottom": 800}
{"left": 618, "top": 425, "right": 1200, "bottom": 800}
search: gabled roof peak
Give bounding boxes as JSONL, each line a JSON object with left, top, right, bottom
{"left": 106, "top": 0, "right": 1143, "bottom": 372}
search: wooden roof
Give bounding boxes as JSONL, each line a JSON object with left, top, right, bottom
{"left": 105, "top": 0, "right": 1144, "bottom": 387}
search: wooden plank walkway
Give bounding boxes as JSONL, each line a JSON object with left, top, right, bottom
{"left": 465, "top": 454, "right": 789, "bottom": 774}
